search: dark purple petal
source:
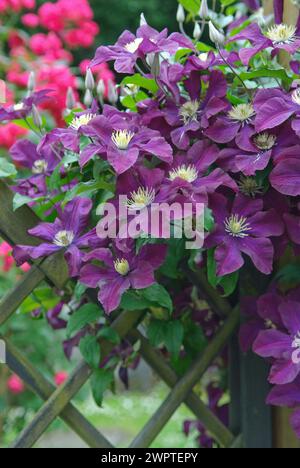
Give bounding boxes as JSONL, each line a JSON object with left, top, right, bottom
{"left": 270, "top": 159, "right": 300, "bottom": 196}
{"left": 253, "top": 329, "right": 292, "bottom": 358}
{"left": 98, "top": 276, "right": 131, "bottom": 314}
{"left": 215, "top": 239, "right": 244, "bottom": 276}
{"left": 239, "top": 237, "right": 274, "bottom": 275}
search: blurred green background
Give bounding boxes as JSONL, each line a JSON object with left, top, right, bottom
{"left": 89, "top": 0, "right": 178, "bottom": 45}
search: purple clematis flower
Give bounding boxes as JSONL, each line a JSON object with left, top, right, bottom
{"left": 229, "top": 23, "right": 300, "bottom": 66}
{"left": 159, "top": 140, "right": 237, "bottom": 206}
{"left": 239, "top": 293, "right": 284, "bottom": 352}
{"left": 91, "top": 26, "right": 194, "bottom": 74}
{"left": 16, "top": 198, "right": 97, "bottom": 277}
{"left": 254, "top": 87, "right": 300, "bottom": 137}
{"left": 80, "top": 243, "right": 167, "bottom": 314}
{"left": 206, "top": 193, "right": 284, "bottom": 276}
{"left": 267, "top": 378, "right": 300, "bottom": 438}
{"left": 254, "top": 301, "right": 300, "bottom": 384}
{"left": 233, "top": 125, "right": 298, "bottom": 176}
{"left": 0, "top": 89, "right": 53, "bottom": 121}
{"left": 47, "top": 302, "right": 68, "bottom": 330}
{"left": 10, "top": 139, "right": 61, "bottom": 198}
{"left": 204, "top": 101, "right": 255, "bottom": 144}
{"left": 162, "top": 70, "right": 229, "bottom": 150}
{"left": 79, "top": 112, "right": 173, "bottom": 174}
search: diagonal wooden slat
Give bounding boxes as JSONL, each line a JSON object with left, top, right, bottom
{"left": 4, "top": 337, "right": 114, "bottom": 448}
{"left": 128, "top": 329, "right": 235, "bottom": 447}
{"left": 129, "top": 307, "right": 240, "bottom": 448}
{"left": 12, "top": 310, "right": 145, "bottom": 448}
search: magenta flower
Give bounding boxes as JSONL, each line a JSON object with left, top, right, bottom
{"left": 0, "top": 89, "right": 53, "bottom": 121}
{"left": 159, "top": 140, "right": 237, "bottom": 205}
{"left": 206, "top": 194, "right": 284, "bottom": 276}
{"left": 91, "top": 26, "right": 193, "bottom": 74}
{"left": 229, "top": 23, "right": 300, "bottom": 66}
{"left": 239, "top": 293, "right": 284, "bottom": 352}
{"left": 80, "top": 244, "right": 167, "bottom": 314}
{"left": 204, "top": 102, "right": 255, "bottom": 144}
{"left": 16, "top": 198, "right": 97, "bottom": 276}
{"left": 162, "top": 70, "right": 228, "bottom": 150}
{"left": 254, "top": 301, "right": 300, "bottom": 384}
{"left": 79, "top": 112, "right": 173, "bottom": 174}
{"left": 267, "top": 378, "right": 300, "bottom": 438}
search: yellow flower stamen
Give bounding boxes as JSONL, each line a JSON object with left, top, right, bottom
{"left": 168, "top": 164, "right": 198, "bottom": 183}
{"left": 266, "top": 24, "right": 297, "bottom": 45}
{"left": 179, "top": 100, "right": 199, "bottom": 125}
{"left": 253, "top": 133, "right": 277, "bottom": 151}
{"left": 126, "top": 187, "right": 155, "bottom": 211}
{"left": 228, "top": 104, "right": 255, "bottom": 123}
{"left": 111, "top": 129, "right": 135, "bottom": 150}
{"left": 32, "top": 159, "right": 48, "bottom": 175}
{"left": 53, "top": 230, "right": 75, "bottom": 247}
{"left": 70, "top": 114, "right": 97, "bottom": 130}
{"left": 224, "top": 214, "right": 252, "bottom": 238}
{"left": 238, "top": 177, "right": 263, "bottom": 198}
{"left": 114, "top": 258, "right": 130, "bottom": 276}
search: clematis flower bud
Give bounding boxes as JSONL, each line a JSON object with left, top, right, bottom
{"left": 176, "top": 4, "right": 185, "bottom": 23}
{"left": 199, "top": 0, "right": 209, "bottom": 19}
{"left": 27, "top": 71, "right": 36, "bottom": 93}
{"left": 193, "top": 22, "right": 202, "bottom": 40}
{"left": 140, "top": 12, "right": 147, "bottom": 26}
{"left": 84, "top": 89, "right": 93, "bottom": 107}
{"left": 32, "top": 104, "right": 42, "bottom": 128}
{"left": 66, "top": 87, "right": 76, "bottom": 110}
{"left": 85, "top": 68, "right": 95, "bottom": 91}
{"left": 108, "top": 81, "right": 118, "bottom": 105}
{"left": 208, "top": 21, "right": 225, "bottom": 46}
{"left": 97, "top": 79, "right": 106, "bottom": 98}
{"left": 150, "top": 53, "right": 160, "bottom": 78}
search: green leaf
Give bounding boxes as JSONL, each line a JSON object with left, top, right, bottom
{"left": 164, "top": 320, "right": 184, "bottom": 357}
{"left": 20, "top": 287, "right": 60, "bottom": 314}
{"left": 120, "top": 291, "right": 152, "bottom": 311}
{"left": 239, "top": 69, "right": 292, "bottom": 87}
{"left": 204, "top": 207, "right": 215, "bottom": 232}
{"left": 0, "top": 158, "right": 17, "bottom": 178}
{"left": 147, "top": 319, "right": 184, "bottom": 357}
{"left": 97, "top": 327, "right": 121, "bottom": 345}
{"left": 79, "top": 335, "right": 100, "bottom": 369}
{"left": 141, "top": 284, "right": 173, "bottom": 313}
{"left": 122, "top": 74, "right": 159, "bottom": 94}
{"left": 63, "top": 180, "right": 114, "bottom": 205}
{"left": 66, "top": 304, "right": 103, "bottom": 338}
{"left": 90, "top": 369, "right": 114, "bottom": 407}
{"left": 13, "top": 193, "right": 34, "bottom": 211}
{"left": 179, "top": 0, "right": 200, "bottom": 15}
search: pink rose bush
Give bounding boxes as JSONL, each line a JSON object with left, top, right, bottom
{"left": 3, "top": 0, "right": 300, "bottom": 446}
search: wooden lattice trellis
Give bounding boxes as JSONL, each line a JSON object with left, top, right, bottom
{"left": 0, "top": 180, "right": 245, "bottom": 449}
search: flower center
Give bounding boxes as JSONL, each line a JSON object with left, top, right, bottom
{"left": 70, "top": 113, "right": 97, "bottom": 130}
{"left": 114, "top": 258, "right": 130, "bottom": 276}
{"left": 253, "top": 133, "right": 277, "bottom": 151}
{"left": 32, "top": 159, "right": 48, "bottom": 175}
{"left": 292, "top": 331, "right": 300, "bottom": 364}
{"left": 199, "top": 52, "right": 209, "bottom": 62}
{"left": 292, "top": 88, "right": 300, "bottom": 106}
{"left": 53, "top": 230, "right": 75, "bottom": 247}
{"left": 126, "top": 186, "right": 155, "bottom": 211}
{"left": 224, "top": 214, "right": 252, "bottom": 238}
{"left": 168, "top": 164, "right": 198, "bottom": 183}
{"left": 266, "top": 24, "right": 297, "bottom": 45}
{"left": 13, "top": 102, "right": 25, "bottom": 111}
{"left": 124, "top": 38, "right": 143, "bottom": 54}
{"left": 111, "top": 129, "right": 135, "bottom": 150}
{"left": 179, "top": 100, "right": 199, "bottom": 124}
{"left": 238, "top": 177, "right": 262, "bottom": 198}
{"left": 228, "top": 104, "right": 255, "bottom": 123}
